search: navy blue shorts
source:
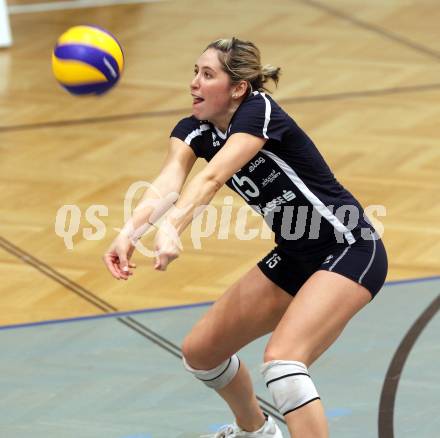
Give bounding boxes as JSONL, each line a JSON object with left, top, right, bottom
{"left": 257, "top": 234, "right": 388, "bottom": 299}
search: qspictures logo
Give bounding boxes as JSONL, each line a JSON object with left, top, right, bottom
{"left": 54, "top": 181, "right": 386, "bottom": 257}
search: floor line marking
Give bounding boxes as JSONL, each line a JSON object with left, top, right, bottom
{"left": 0, "top": 276, "right": 439, "bottom": 331}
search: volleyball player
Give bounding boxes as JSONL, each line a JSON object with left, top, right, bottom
{"left": 104, "top": 38, "right": 388, "bottom": 438}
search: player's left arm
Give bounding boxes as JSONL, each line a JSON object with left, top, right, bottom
{"left": 154, "top": 132, "right": 265, "bottom": 270}
{"left": 172, "top": 133, "right": 265, "bottom": 231}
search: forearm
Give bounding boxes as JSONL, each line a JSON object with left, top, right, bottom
{"left": 165, "top": 172, "right": 221, "bottom": 234}
{"left": 121, "top": 173, "right": 182, "bottom": 239}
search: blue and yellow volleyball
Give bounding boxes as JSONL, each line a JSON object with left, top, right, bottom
{"left": 52, "top": 25, "right": 124, "bottom": 96}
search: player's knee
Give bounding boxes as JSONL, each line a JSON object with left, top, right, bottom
{"left": 181, "top": 335, "right": 203, "bottom": 368}
{"left": 182, "top": 353, "right": 241, "bottom": 390}
{"left": 261, "top": 360, "right": 320, "bottom": 415}
{"left": 181, "top": 333, "right": 219, "bottom": 369}
{"left": 182, "top": 329, "right": 241, "bottom": 390}
{"left": 263, "top": 344, "right": 310, "bottom": 365}
{"left": 263, "top": 345, "right": 279, "bottom": 363}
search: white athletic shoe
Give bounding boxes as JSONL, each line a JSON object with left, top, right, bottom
{"left": 200, "top": 415, "right": 283, "bottom": 438}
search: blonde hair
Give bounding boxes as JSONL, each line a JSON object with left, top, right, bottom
{"left": 205, "top": 37, "right": 281, "bottom": 94}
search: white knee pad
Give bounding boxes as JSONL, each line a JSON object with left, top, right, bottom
{"left": 183, "top": 355, "right": 240, "bottom": 390}
{"left": 261, "top": 360, "right": 320, "bottom": 415}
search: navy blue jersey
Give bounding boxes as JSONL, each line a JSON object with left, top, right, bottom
{"left": 171, "top": 91, "right": 372, "bottom": 255}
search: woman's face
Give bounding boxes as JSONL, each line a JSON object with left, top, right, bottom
{"left": 190, "top": 48, "right": 235, "bottom": 123}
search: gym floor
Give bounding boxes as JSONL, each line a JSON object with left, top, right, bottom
{"left": 1, "top": 0, "right": 439, "bottom": 437}
{"left": 1, "top": 276, "right": 439, "bottom": 437}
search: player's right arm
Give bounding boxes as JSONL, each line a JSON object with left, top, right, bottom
{"left": 103, "top": 137, "right": 197, "bottom": 280}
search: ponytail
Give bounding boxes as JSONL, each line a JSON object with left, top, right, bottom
{"left": 205, "top": 38, "right": 281, "bottom": 94}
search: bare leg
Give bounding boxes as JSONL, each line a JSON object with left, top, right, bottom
{"left": 264, "top": 270, "right": 372, "bottom": 438}
{"left": 182, "top": 265, "right": 292, "bottom": 432}
{"left": 217, "top": 364, "right": 266, "bottom": 431}
{"left": 284, "top": 401, "right": 328, "bottom": 438}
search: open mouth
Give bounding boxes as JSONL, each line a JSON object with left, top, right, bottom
{"left": 192, "top": 96, "right": 204, "bottom": 105}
